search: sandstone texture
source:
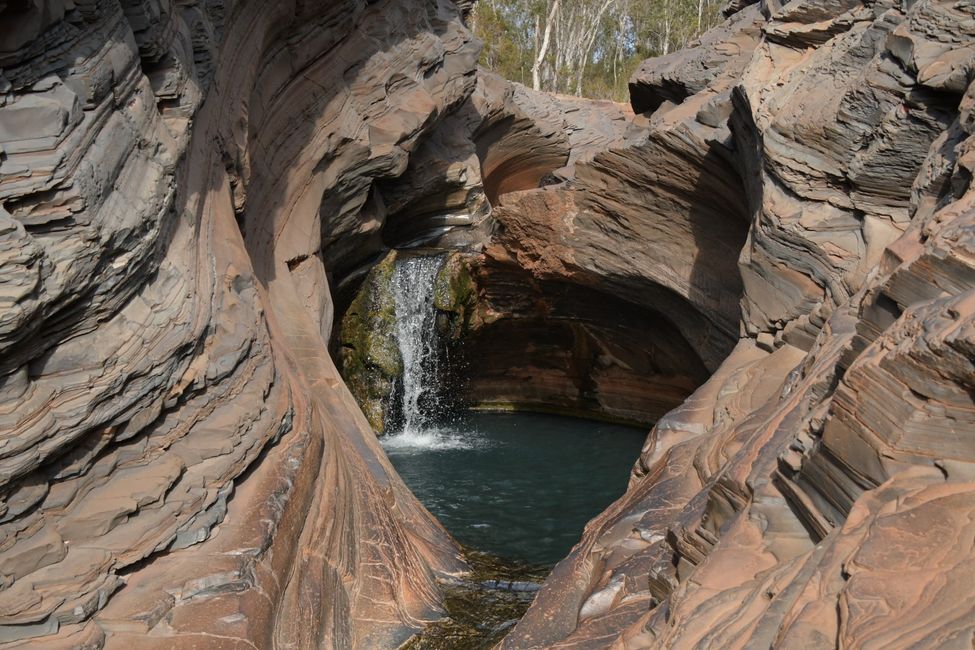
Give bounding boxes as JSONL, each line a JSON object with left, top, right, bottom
{"left": 0, "top": 1, "right": 476, "bottom": 647}
{"left": 493, "top": 0, "right": 975, "bottom": 647}
{"left": 2, "top": 0, "right": 975, "bottom": 648}
{"left": 342, "top": 72, "right": 714, "bottom": 428}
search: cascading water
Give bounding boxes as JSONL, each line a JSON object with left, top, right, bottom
{"left": 379, "top": 254, "right": 647, "bottom": 571}
{"left": 390, "top": 254, "right": 446, "bottom": 436}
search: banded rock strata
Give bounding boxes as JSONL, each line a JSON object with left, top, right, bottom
{"left": 0, "top": 0, "right": 476, "bottom": 647}
{"left": 495, "top": 0, "right": 975, "bottom": 647}
{"left": 2, "top": 0, "right": 975, "bottom": 648}
{"left": 340, "top": 71, "right": 720, "bottom": 428}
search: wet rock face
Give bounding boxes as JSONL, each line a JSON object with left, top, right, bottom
{"left": 337, "top": 250, "right": 474, "bottom": 434}
{"left": 460, "top": 257, "right": 710, "bottom": 426}
{"left": 339, "top": 252, "right": 402, "bottom": 432}
{"left": 340, "top": 244, "right": 707, "bottom": 430}
{"left": 0, "top": 0, "right": 474, "bottom": 647}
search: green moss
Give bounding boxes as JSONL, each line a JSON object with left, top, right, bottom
{"left": 433, "top": 254, "right": 475, "bottom": 312}
{"left": 339, "top": 251, "right": 483, "bottom": 433}
{"left": 338, "top": 251, "right": 402, "bottom": 433}
{"left": 432, "top": 252, "right": 478, "bottom": 341}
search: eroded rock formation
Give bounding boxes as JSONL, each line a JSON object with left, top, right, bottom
{"left": 0, "top": 1, "right": 475, "bottom": 647}
{"left": 496, "top": 1, "right": 975, "bottom": 647}
{"left": 2, "top": 0, "right": 975, "bottom": 648}
{"left": 339, "top": 71, "right": 721, "bottom": 428}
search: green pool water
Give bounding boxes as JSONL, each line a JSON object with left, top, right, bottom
{"left": 382, "top": 411, "right": 648, "bottom": 566}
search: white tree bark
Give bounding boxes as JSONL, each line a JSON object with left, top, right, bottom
{"left": 532, "top": 0, "right": 561, "bottom": 91}
{"left": 662, "top": 0, "right": 671, "bottom": 56}
{"left": 574, "top": 0, "right": 615, "bottom": 96}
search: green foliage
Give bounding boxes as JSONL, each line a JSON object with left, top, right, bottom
{"left": 471, "top": 0, "right": 724, "bottom": 102}
{"left": 475, "top": 3, "right": 535, "bottom": 86}
{"left": 580, "top": 51, "right": 646, "bottom": 102}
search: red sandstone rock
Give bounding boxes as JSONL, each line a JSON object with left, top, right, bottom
{"left": 498, "top": 0, "right": 975, "bottom": 647}
{"left": 0, "top": 1, "right": 471, "bottom": 646}
{"left": 1, "top": 0, "right": 974, "bottom": 648}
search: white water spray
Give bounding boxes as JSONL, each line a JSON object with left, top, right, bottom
{"left": 381, "top": 426, "right": 476, "bottom": 451}
{"left": 390, "top": 254, "right": 445, "bottom": 436}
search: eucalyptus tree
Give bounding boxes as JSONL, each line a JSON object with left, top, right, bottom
{"left": 471, "top": 0, "right": 723, "bottom": 100}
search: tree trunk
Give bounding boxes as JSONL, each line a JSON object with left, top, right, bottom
{"left": 612, "top": 46, "right": 618, "bottom": 93}
{"left": 534, "top": 13, "right": 540, "bottom": 65}
{"left": 532, "top": 0, "right": 560, "bottom": 91}
{"left": 574, "top": 0, "right": 615, "bottom": 96}
{"left": 663, "top": 3, "right": 671, "bottom": 56}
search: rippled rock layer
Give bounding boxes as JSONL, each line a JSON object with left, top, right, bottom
{"left": 0, "top": 0, "right": 474, "bottom": 647}
{"left": 497, "top": 1, "right": 975, "bottom": 647}
{"left": 2, "top": 0, "right": 975, "bottom": 648}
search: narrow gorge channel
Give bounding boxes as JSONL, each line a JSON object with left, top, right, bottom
{"left": 361, "top": 251, "right": 649, "bottom": 648}
{"left": 2, "top": 1, "right": 974, "bottom": 648}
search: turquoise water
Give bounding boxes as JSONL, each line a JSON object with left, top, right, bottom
{"left": 382, "top": 412, "right": 647, "bottom": 566}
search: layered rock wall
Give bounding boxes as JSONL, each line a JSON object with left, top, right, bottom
{"left": 337, "top": 71, "right": 717, "bottom": 428}
{"left": 459, "top": 75, "right": 720, "bottom": 424}
{"left": 2, "top": 0, "right": 974, "bottom": 648}
{"left": 0, "top": 1, "right": 476, "bottom": 647}
{"left": 501, "top": 0, "right": 975, "bottom": 647}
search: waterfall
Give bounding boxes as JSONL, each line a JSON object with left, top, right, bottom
{"left": 391, "top": 254, "right": 445, "bottom": 434}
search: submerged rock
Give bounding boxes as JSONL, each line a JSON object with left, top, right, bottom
{"left": 402, "top": 551, "right": 547, "bottom": 650}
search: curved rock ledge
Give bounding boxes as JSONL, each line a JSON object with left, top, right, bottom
{"left": 0, "top": 1, "right": 474, "bottom": 646}
{"left": 2, "top": 0, "right": 975, "bottom": 648}
{"left": 498, "top": 1, "right": 975, "bottom": 647}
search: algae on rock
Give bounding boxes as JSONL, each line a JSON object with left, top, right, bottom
{"left": 339, "top": 251, "right": 402, "bottom": 433}
{"left": 339, "top": 250, "right": 481, "bottom": 434}
{"left": 433, "top": 252, "right": 479, "bottom": 341}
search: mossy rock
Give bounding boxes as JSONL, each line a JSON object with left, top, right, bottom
{"left": 339, "top": 250, "right": 479, "bottom": 432}
{"left": 432, "top": 252, "right": 478, "bottom": 340}
{"left": 339, "top": 251, "right": 401, "bottom": 433}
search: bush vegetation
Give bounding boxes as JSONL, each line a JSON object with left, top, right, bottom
{"left": 471, "top": 0, "right": 724, "bottom": 101}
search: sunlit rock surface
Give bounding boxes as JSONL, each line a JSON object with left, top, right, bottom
{"left": 0, "top": 1, "right": 473, "bottom": 647}
{"left": 2, "top": 0, "right": 975, "bottom": 648}
{"left": 499, "top": 0, "right": 975, "bottom": 647}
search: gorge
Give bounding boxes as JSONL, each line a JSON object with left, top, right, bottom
{"left": 0, "top": 0, "right": 974, "bottom": 649}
